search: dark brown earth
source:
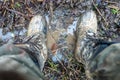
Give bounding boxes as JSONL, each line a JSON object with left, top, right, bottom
{"left": 0, "top": 0, "right": 120, "bottom": 80}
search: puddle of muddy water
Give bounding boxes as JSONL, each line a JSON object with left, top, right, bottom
{"left": 67, "top": 18, "right": 78, "bottom": 35}
{"left": 0, "top": 28, "right": 14, "bottom": 41}
{"left": 51, "top": 18, "right": 79, "bottom": 63}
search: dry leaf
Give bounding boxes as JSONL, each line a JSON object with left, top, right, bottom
{"left": 51, "top": 43, "right": 58, "bottom": 55}
{"left": 37, "top": 0, "right": 43, "bottom": 2}
{"left": 108, "top": 5, "right": 120, "bottom": 11}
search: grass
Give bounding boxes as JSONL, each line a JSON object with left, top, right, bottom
{"left": 48, "top": 60, "right": 58, "bottom": 71}
{"left": 15, "top": 2, "right": 21, "bottom": 8}
{"left": 111, "top": 8, "right": 119, "bottom": 14}
{"left": 44, "top": 53, "right": 85, "bottom": 80}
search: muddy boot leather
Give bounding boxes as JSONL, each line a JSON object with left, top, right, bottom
{"left": 27, "top": 15, "right": 48, "bottom": 71}
{"left": 75, "top": 10, "right": 97, "bottom": 64}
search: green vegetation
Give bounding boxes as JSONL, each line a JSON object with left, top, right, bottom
{"left": 48, "top": 60, "right": 58, "bottom": 71}
{"left": 15, "top": 2, "right": 21, "bottom": 8}
{"left": 111, "top": 9, "right": 119, "bottom": 14}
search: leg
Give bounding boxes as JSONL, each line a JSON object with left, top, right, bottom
{"left": 89, "top": 43, "right": 120, "bottom": 80}
{"left": 0, "top": 42, "right": 44, "bottom": 80}
{"left": 0, "top": 14, "right": 47, "bottom": 80}
{"left": 75, "top": 10, "right": 120, "bottom": 80}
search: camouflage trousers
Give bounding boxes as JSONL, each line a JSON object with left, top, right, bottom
{"left": 0, "top": 42, "right": 120, "bottom": 80}
{"left": 0, "top": 42, "right": 44, "bottom": 80}
{"left": 88, "top": 43, "right": 120, "bottom": 80}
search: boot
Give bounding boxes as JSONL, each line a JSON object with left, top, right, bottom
{"left": 75, "top": 10, "right": 97, "bottom": 79}
{"left": 26, "top": 14, "right": 47, "bottom": 71}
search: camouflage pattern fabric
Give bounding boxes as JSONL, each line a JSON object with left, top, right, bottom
{"left": 0, "top": 41, "right": 120, "bottom": 80}
{"left": 0, "top": 41, "right": 44, "bottom": 80}
{"left": 88, "top": 43, "right": 120, "bottom": 80}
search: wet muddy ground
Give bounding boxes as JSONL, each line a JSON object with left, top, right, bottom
{"left": 0, "top": 0, "right": 120, "bottom": 80}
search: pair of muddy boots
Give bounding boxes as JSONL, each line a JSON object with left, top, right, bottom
{"left": 0, "top": 10, "right": 120, "bottom": 80}
{"left": 26, "top": 10, "right": 97, "bottom": 79}
{"left": 0, "top": 10, "right": 119, "bottom": 80}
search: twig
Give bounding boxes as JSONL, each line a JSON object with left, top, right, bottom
{"left": 55, "top": 0, "right": 66, "bottom": 10}
{"left": 3, "top": 9, "right": 7, "bottom": 17}
{"left": 52, "top": 46, "right": 71, "bottom": 56}
{"left": 5, "top": 7, "right": 25, "bottom": 16}
{"left": 54, "top": 53, "right": 68, "bottom": 71}
{"left": 70, "top": 0, "right": 73, "bottom": 8}
{"left": 4, "top": 7, "right": 34, "bottom": 19}
{"left": 92, "top": 0, "right": 108, "bottom": 26}
{"left": 45, "top": 67, "right": 60, "bottom": 73}
{"left": 47, "top": 0, "right": 58, "bottom": 47}
{"left": 49, "top": 0, "right": 53, "bottom": 23}
{"left": 105, "top": 1, "right": 118, "bottom": 4}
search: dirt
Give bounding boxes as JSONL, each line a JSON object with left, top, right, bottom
{"left": 0, "top": 0, "right": 120, "bottom": 80}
